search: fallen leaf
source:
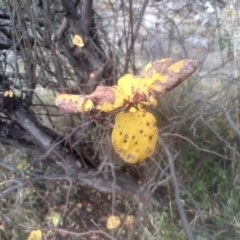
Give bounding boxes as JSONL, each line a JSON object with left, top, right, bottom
{"left": 76, "top": 202, "right": 83, "bottom": 208}
{"left": 3, "top": 90, "right": 13, "bottom": 97}
{"left": 72, "top": 34, "right": 84, "bottom": 47}
{"left": 46, "top": 209, "right": 61, "bottom": 227}
{"left": 16, "top": 158, "right": 28, "bottom": 170}
{"left": 106, "top": 215, "right": 121, "bottom": 230}
{"left": 27, "top": 230, "right": 42, "bottom": 240}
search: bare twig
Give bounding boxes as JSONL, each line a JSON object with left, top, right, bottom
{"left": 163, "top": 133, "right": 235, "bottom": 161}
{"left": 159, "top": 137, "right": 195, "bottom": 240}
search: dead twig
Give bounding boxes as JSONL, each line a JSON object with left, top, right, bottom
{"left": 159, "top": 137, "right": 195, "bottom": 240}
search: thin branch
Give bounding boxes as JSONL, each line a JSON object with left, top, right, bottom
{"left": 81, "top": 0, "right": 93, "bottom": 36}
{"left": 9, "top": 97, "right": 53, "bottom": 148}
{"left": 163, "top": 133, "right": 235, "bottom": 161}
{"left": 204, "top": 100, "right": 240, "bottom": 139}
{"left": 159, "top": 137, "right": 195, "bottom": 240}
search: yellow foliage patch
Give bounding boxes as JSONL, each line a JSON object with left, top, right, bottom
{"left": 72, "top": 34, "right": 84, "bottom": 47}
{"left": 111, "top": 108, "right": 158, "bottom": 164}
{"left": 106, "top": 215, "right": 121, "bottom": 230}
{"left": 3, "top": 90, "right": 14, "bottom": 97}
{"left": 90, "top": 85, "right": 128, "bottom": 112}
{"left": 117, "top": 74, "right": 158, "bottom": 107}
{"left": 55, "top": 86, "right": 128, "bottom": 113}
{"left": 144, "top": 58, "right": 176, "bottom": 79}
{"left": 16, "top": 158, "right": 28, "bottom": 170}
{"left": 149, "top": 59, "right": 198, "bottom": 94}
{"left": 55, "top": 94, "right": 94, "bottom": 112}
{"left": 27, "top": 230, "right": 42, "bottom": 240}
{"left": 117, "top": 74, "right": 148, "bottom": 99}
{"left": 46, "top": 209, "right": 61, "bottom": 227}
{"left": 55, "top": 58, "right": 197, "bottom": 163}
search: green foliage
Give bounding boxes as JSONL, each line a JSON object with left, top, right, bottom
{"left": 184, "top": 146, "right": 228, "bottom": 199}
{"left": 196, "top": 235, "right": 209, "bottom": 240}
{"left": 142, "top": 211, "right": 185, "bottom": 240}
{"left": 182, "top": 142, "right": 240, "bottom": 237}
{"left": 91, "top": 127, "right": 99, "bottom": 141}
{"left": 218, "top": 30, "right": 233, "bottom": 51}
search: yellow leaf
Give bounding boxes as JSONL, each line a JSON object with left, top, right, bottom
{"left": 111, "top": 108, "right": 158, "bottom": 164}
{"left": 90, "top": 85, "right": 128, "bottom": 112}
{"left": 72, "top": 34, "right": 84, "bottom": 47}
{"left": 55, "top": 94, "right": 94, "bottom": 113}
{"left": 118, "top": 74, "right": 148, "bottom": 98}
{"left": 106, "top": 215, "right": 121, "bottom": 230}
{"left": 46, "top": 209, "right": 60, "bottom": 227}
{"left": 167, "top": 59, "right": 195, "bottom": 73}
{"left": 27, "top": 230, "right": 42, "bottom": 240}
{"left": 76, "top": 202, "right": 83, "bottom": 208}
{"left": 16, "top": 158, "right": 28, "bottom": 170}
{"left": 117, "top": 74, "right": 157, "bottom": 106}
{"left": 3, "top": 90, "right": 14, "bottom": 97}
{"left": 55, "top": 59, "right": 197, "bottom": 114}
{"left": 149, "top": 59, "right": 198, "bottom": 94}
{"left": 144, "top": 58, "right": 176, "bottom": 79}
